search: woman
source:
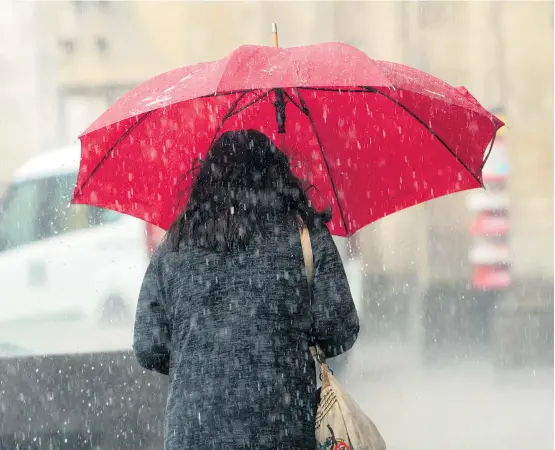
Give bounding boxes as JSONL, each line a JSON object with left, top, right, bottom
{"left": 133, "top": 129, "right": 359, "bottom": 450}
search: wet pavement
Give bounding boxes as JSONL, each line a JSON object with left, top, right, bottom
{"left": 343, "top": 340, "right": 554, "bottom": 450}
{"left": 1, "top": 322, "right": 552, "bottom": 450}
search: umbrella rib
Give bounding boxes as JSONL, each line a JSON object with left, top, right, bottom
{"left": 297, "top": 87, "right": 370, "bottom": 94}
{"left": 283, "top": 91, "right": 303, "bottom": 111}
{"left": 359, "top": 86, "right": 484, "bottom": 187}
{"left": 230, "top": 90, "right": 271, "bottom": 117}
{"left": 78, "top": 90, "right": 260, "bottom": 197}
{"left": 209, "top": 90, "right": 273, "bottom": 149}
{"left": 479, "top": 125, "right": 497, "bottom": 171}
{"left": 294, "top": 90, "right": 350, "bottom": 236}
{"left": 208, "top": 91, "right": 252, "bottom": 149}
{"left": 76, "top": 110, "right": 154, "bottom": 194}
{"left": 197, "top": 89, "right": 255, "bottom": 99}
{"left": 300, "top": 86, "right": 489, "bottom": 187}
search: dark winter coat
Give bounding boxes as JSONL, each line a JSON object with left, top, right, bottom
{"left": 133, "top": 221, "right": 359, "bottom": 450}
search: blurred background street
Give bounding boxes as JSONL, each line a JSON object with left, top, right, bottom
{"left": 343, "top": 337, "right": 553, "bottom": 450}
{"left": 0, "top": 1, "right": 553, "bottom": 449}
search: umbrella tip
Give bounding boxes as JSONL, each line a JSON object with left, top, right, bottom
{"left": 271, "top": 23, "right": 279, "bottom": 48}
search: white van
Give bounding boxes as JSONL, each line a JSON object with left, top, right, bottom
{"left": 0, "top": 145, "right": 157, "bottom": 355}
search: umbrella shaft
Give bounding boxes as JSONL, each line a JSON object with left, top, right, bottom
{"left": 274, "top": 88, "right": 286, "bottom": 134}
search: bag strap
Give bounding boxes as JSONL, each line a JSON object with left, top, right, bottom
{"left": 300, "top": 226, "right": 314, "bottom": 287}
{"left": 299, "top": 225, "right": 328, "bottom": 371}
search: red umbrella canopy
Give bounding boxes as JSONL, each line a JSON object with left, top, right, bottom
{"left": 72, "top": 43, "right": 503, "bottom": 236}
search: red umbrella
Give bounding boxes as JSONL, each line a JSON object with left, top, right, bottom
{"left": 72, "top": 42, "right": 503, "bottom": 236}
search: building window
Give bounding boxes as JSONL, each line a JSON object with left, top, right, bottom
{"left": 72, "top": 0, "right": 84, "bottom": 15}
{"left": 95, "top": 37, "right": 108, "bottom": 54}
{"left": 418, "top": 3, "right": 449, "bottom": 28}
{"left": 58, "top": 39, "right": 76, "bottom": 55}
{"left": 60, "top": 93, "right": 109, "bottom": 143}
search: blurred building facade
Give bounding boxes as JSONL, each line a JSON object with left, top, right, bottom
{"left": 2, "top": 1, "right": 553, "bottom": 354}
{"left": 0, "top": 2, "right": 42, "bottom": 191}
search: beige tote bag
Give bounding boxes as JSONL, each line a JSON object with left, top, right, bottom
{"left": 299, "top": 226, "right": 386, "bottom": 450}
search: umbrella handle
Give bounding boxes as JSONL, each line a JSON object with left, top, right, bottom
{"left": 272, "top": 23, "right": 279, "bottom": 48}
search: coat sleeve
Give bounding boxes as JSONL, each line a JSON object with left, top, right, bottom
{"left": 133, "top": 245, "right": 171, "bottom": 375}
{"left": 310, "top": 225, "right": 360, "bottom": 358}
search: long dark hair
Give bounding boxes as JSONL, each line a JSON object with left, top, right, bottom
{"left": 166, "top": 129, "right": 330, "bottom": 251}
